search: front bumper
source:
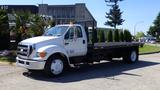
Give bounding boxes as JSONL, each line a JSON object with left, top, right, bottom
{"left": 16, "top": 57, "right": 46, "bottom": 70}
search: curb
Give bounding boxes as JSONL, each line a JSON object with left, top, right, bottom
{"left": 139, "top": 51, "right": 160, "bottom": 55}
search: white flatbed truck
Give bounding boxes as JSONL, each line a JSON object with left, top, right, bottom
{"left": 16, "top": 24, "right": 139, "bottom": 76}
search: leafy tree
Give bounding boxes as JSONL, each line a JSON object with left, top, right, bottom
{"left": 107, "top": 30, "right": 113, "bottom": 42}
{"left": 135, "top": 31, "right": 145, "bottom": 40}
{"left": 147, "top": 26, "right": 156, "bottom": 37}
{"left": 99, "top": 30, "right": 105, "bottom": 42}
{"left": 105, "top": 0, "right": 124, "bottom": 30}
{"left": 148, "top": 12, "right": 160, "bottom": 39}
{"left": 12, "top": 11, "right": 32, "bottom": 42}
{"left": 114, "top": 29, "right": 119, "bottom": 42}
{"left": 11, "top": 11, "right": 47, "bottom": 42}
{"left": 0, "top": 9, "right": 9, "bottom": 50}
{"left": 119, "top": 31, "right": 124, "bottom": 41}
{"left": 29, "top": 14, "right": 46, "bottom": 36}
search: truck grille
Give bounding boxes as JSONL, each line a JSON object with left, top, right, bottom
{"left": 17, "top": 44, "right": 32, "bottom": 57}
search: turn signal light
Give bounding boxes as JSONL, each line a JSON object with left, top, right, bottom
{"left": 39, "top": 52, "right": 47, "bottom": 58}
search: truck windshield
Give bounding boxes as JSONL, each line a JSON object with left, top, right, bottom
{"left": 43, "top": 26, "right": 69, "bottom": 36}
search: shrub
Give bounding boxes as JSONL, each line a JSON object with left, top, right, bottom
{"left": 99, "top": 30, "right": 105, "bottom": 42}
{"left": 0, "top": 10, "right": 10, "bottom": 50}
{"left": 124, "top": 30, "right": 132, "bottom": 42}
{"left": 114, "top": 29, "right": 119, "bottom": 42}
{"left": 107, "top": 30, "right": 113, "bottom": 42}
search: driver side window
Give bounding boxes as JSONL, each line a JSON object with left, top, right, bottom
{"left": 64, "top": 27, "right": 74, "bottom": 39}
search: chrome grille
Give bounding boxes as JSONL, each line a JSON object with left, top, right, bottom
{"left": 17, "top": 44, "right": 29, "bottom": 57}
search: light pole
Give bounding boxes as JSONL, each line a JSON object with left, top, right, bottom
{"left": 134, "top": 21, "right": 144, "bottom": 36}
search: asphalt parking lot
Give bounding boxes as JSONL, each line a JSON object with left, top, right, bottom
{"left": 0, "top": 53, "right": 160, "bottom": 90}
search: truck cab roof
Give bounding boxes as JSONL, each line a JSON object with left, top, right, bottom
{"left": 56, "top": 24, "right": 82, "bottom": 27}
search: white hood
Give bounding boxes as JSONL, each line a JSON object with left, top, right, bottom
{"left": 21, "top": 36, "right": 58, "bottom": 45}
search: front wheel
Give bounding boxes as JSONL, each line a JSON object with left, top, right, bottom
{"left": 123, "top": 49, "right": 138, "bottom": 63}
{"left": 44, "top": 55, "right": 64, "bottom": 76}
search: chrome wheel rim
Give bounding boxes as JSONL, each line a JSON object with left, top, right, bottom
{"left": 131, "top": 51, "right": 137, "bottom": 62}
{"left": 51, "top": 59, "right": 64, "bottom": 75}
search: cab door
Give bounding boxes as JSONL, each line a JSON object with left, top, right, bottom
{"left": 64, "top": 26, "right": 87, "bottom": 57}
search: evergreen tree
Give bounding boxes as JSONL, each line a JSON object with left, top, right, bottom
{"left": 119, "top": 31, "right": 124, "bottom": 42}
{"left": 107, "top": 30, "right": 113, "bottom": 42}
{"left": 105, "top": 0, "right": 124, "bottom": 30}
{"left": 124, "top": 30, "right": 132, "bottom": 42}
{"left": 114, "top": 29, "right": 119, "bottom": 42}
{"left": 99, "top": 30, "right": 105, "bottom": 42}
{"left": 92, "top": 28, "right": 98, "bottom": 43}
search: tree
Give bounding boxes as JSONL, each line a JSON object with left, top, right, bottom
{"left": 12, "top": 11, "right": 32, "bottom": 42}
{"left": 105, "top": 0, "right": 124, "bottom": 30}
{"left": 148, "top": 12, "right": 160, "bottom": 39}
{"left": 107, "top": 30, "right": 113, "bottom": 42}
{"left": 135, "top": 32, "right": 145, "bottom": 40}
{"left": 29, "top": 14, "right": 46, "bottom": 36}
{"left": 113, "top": 29, "right": 119, "bottom": 42}
{"left": 105, "top": 31, "right": 108, "bottom": 41}
{"left": 11, "top": 11, "right": 47, "bottom": 42}
{"left": 119, "top": 31, "right": 124, "bottom": 41}
{"left": 99, "top": 30, "right": 105, "bottom": 42}
{"left": 124, "top": 30, "right": 132, "bottom": 42}
{"left": 91, "top": 28, "right": 98, "bottom": 43}
{"left": 0, "top": 9, "right": 9, "bottom": 50}
{"left": 147, "top": 26, "right": 156, "bottom": 37}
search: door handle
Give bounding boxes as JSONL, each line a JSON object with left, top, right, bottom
{"left": 65, "top": 42, "right": 69, "bottom": 45}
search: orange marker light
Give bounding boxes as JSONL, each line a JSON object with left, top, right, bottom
{"left": 39, "top": 52, "right": 46, "bottom": 58}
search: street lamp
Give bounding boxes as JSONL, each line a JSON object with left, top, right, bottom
{"left": 134, "top": 21, "right": 144, "bottom": 36}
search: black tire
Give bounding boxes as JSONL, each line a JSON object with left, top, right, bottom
{"left": 44, "top": 55, "right": 65, "bottom": 76}
{"left": 123, "top": 49, "right": 138, "bottom": 63}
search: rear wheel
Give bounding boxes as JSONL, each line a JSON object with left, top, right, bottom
{"left": 44, "top": 55, "right": 64, "bottom": 76}
{"left": 123, "top": 49, "right": 138, "bottom": 63}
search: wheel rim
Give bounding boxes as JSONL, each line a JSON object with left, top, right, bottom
{"left": 51, "top": 59, "right": 64, "bottom": 75}
{"left": 130, "top": 51, "right": 137, "bottom": 62}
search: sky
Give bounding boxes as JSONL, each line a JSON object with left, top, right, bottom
{"left": 0, "top": 0, "right": 160, "bottom": 35}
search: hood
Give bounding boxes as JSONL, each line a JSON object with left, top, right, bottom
{"left": 21, "top": 36, "right": 59, "bottom": 45}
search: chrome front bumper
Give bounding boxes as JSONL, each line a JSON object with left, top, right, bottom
{"left": 16, "top": 57, "right": 46, "bottom": 70}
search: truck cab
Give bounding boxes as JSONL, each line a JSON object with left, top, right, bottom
{"left": 16, "top": 24, "right": 88, "bottom": 76}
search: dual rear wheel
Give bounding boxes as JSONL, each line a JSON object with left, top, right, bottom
{"left": 123, "top": 49, "right": 138, "bottom": 63}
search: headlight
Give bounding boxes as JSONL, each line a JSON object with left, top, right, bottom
{"left": 36, "top": 51, "right": 47, "bottom": 58}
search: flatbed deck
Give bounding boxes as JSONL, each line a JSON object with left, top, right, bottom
{"left": 88, "top": 42, "right": 140, "bottom": 49}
